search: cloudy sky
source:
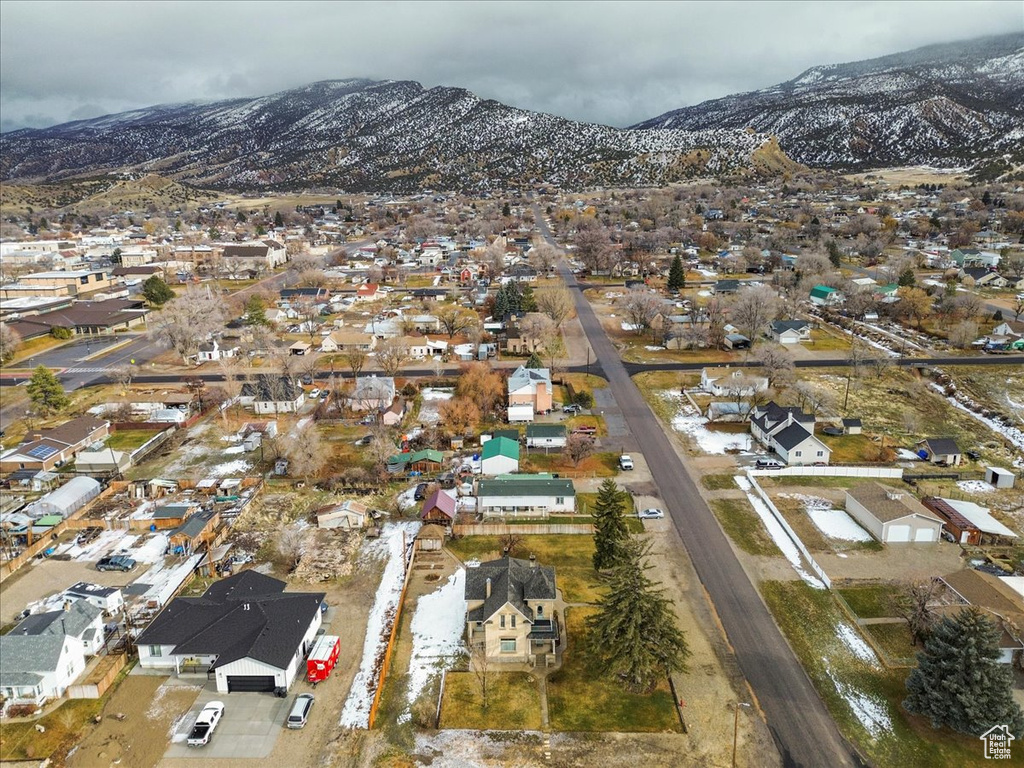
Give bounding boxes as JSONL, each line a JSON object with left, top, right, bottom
{"left": 1, "top": 0, "right": 1020, "bottom": 132}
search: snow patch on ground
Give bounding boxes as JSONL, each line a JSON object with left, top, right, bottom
{"left": 662, "top": 391, "right": 752, "bottom": 454}
{"left": 929, "top": 381, "right": 1024, "bottom": 453}
{"left": 340, "top": 521, "right": 420, "bottom": 728}
{"left": 956, "top": 480, "right": 994, "bottom": 494}
{"left": 896, "top": 449, "right": 921, "bottom": 461}
{"left": 620, "top": 322, "right": 641, "bottom": 332}
{"left": 644, "top": 345, "right": 664, "bottom": 351}
{"left": 836, "top": 623, "right": 879, "bottom": 666}
{"left": 206, "top": 459, "right": 251, "bottom": 477}
{"left": 823, "top": 660, "right": 892, "bottom": 737}
{"left": 780, "top": 494, "right": 872, "bottom": 542}
{"left": 399, "top": 569, "right": 467, "bottom": 724}
{"left": 734, "top": 476, "right": 825, "bottom": 589}
{"left": 419, "top": 388, "right": 453, "bottom": 425}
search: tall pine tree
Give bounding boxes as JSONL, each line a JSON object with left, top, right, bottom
{"left": 27, "top": 365, "right": 70, "bottom": 415}
{"left": 587, "top": 537, "right": 691, "bottom": 693}
{"left": 666, "top": 255, "right": 686, "bottom": 292}
{"left": 591, "top": 478, "right": 629, "bottom": 570}
{"left": 904, "top": 607, "right": 1024, "bottom": 737}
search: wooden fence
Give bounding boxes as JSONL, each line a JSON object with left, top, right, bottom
{"left": 366, "top": 540, "right": 416, "bottom": 729}
{"left": 67, "top": 651, "right": 127, "bottom": 699}
{"left": 453, "top": 523, "right": 593, "bottom": 536}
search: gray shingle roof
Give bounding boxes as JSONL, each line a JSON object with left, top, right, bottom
{"left": 465, "top": 556, "right": 556, "bottom": 623}
{"left": 0, "top": 634, "right": 66, "bottom": 679}
{"left": 10, "top": 600, "right": 101, "bottom": 639}
{"left": 772, "top": 422, "right": 816, "bottom": 451}
{"left": 136, "top": 571, "right": 324, "bottom": 671}
{"left": 923, "top": 437, "right": 961, "bottom": 456}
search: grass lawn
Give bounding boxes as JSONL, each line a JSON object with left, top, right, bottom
{"left": 564, "top": 413, "right": 606, "bottom": 436}
{"left": 447, "top": 535, "right": 603, "bottom": 603}
{"left": 547, "top": 608, "right": 682, "bottom": 733}
{"left": 701, "top": 473, "right": 738, "bottom": 491}
{"left": 560, "top": 373, "right": 608, "bottom": 391}
{"left": 576, "top": 492, "right": 642, "bottom": 533}
{"left": 818, "top": 433, "right": 891, "bottom": 463}
{"left": 757, "top": 475, "right": 870, "bottom": 490}
{"left": 521, "top": 451, "right": 619, "bottom": 477}
{"left": 440, "top": 671, "right": 542, "bottom": 730}
{"left": 864, "top": 623, "right": 918, "bottom": 664}
{"left": 805, "top": 329, "right": 853, "bottom": 351}
{"left": 105, "top": 429, "right": 159, "bottom": 451}
{"left": 0, "top": 698, "right": 103, "bottom": 761}
{"left": 709, "top": 498, "right": 783, "bottom": 557}
{"left": 761, "top": 581, "right": 981, "bottom": 767}
{"left": 3, "top": 334, "right": 69, "bottom": 367}
{"left": 836, "top": 584, "right": 901, "bottom": 619}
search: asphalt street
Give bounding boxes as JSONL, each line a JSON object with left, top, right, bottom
{"left": 536, "top": 208, "right": 861, "bottom": 767}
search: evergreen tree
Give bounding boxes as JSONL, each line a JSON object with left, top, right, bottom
{"left": 592, "top": 479, "right": 629, "bottom": 570}
{"left": 142, "top": 275, "right": 175, "bottom": 306}
{"left": 587, "top": 537, "right": 691, "bottom": 693}
{"left": 525, "top": 352, "right": 544, "bottom": 369}
{"left": 111, "top": 247, "right": 123, "bottom": 265}
{"left": 827, "top": 239, "right": 842, "bottom": 268}
{"left": 520, "top": 285, "right": 537, "bottom": 312}
{"left": 993, "top": 310, "right": 1003, "bottom": 322}
{"left": 274, "top": 211, "right": 284, "bottom": 228}
{"left": 502, "top": 202, "right": 511, "bottom": 217}
{"left": 244, "top": 295, "right": 270, "bottom": 327}
{"left": 236, "top": 211, "right": 247, "bottom": 223}
{"left": 904, "top": 607, "right": 1024, "bottom": 737}
{"left": 898, "top": 268, "right": 916, "bottom": 287}
{"left": 667, "top": 255, "right": 686, "bottom": 292}
{"left": 27, "top": 365, "right": 70, "bottom": 415}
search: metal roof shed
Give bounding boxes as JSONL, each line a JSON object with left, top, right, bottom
{"left": 26, "top": 476, "right": 101, "bottom": 519}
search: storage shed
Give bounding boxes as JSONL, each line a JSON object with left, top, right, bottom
{"left": 985, "top": 467, "right": 1016, "bottom": 489}
{"left": 845, "top": 482, "right": 944, "bottom": 543}
{"left": 25, "top": 477, "right": 101, "bottom": 519}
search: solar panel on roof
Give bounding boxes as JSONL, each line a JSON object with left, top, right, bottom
{"left": 27, "top": 445, "right": 58, "bottom": 459}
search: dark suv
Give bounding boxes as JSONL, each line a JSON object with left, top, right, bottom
{"left": 97, "top": 555, "right": 137, "bottom": 572}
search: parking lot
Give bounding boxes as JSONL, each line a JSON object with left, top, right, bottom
{"left": 165, "top": 683, "right": 291, "bottom": 759}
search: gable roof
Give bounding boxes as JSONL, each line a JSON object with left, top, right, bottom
{"left": 352, "top": 375, "right": 395, "bottom": 401}
{"left": 10, "top": 600, "right": 102, "bottom": 639}
{"left": 464, "top": 556, "right": 556, "bottom": 623}
{"left": 525, "top": 424, "right": 566, "bottom": 438}
{"left": 477, "top": 474, "right": 574, "bottom": 498}
{"left": 240, "top": 375, "right": 301, "bottom": 402}
{"left": 772, "top": 422, "right": 821, "bottom": 451}
{"left": 508, "top": 365, "right": 551, "bottom": 392}
{"left": 920, "top": 437, "right": 961, "bottom": 456}
{"left": 421, "top": 489, "right": 457, "bottom": 519}
{"left": 809, "top": 285, "right": 837, "bottom": 298}
{"left": 482, "top": 436, "right": 520, "bottom": 461}
{"left": 0, "top": 634, "right": 68, "bottom": 680}
{"left": 771, "top": 319, "right": 809, "bottom": 334}
{"left": 136, "top": 571, "right": 324, "bottom": 671}
{"left": 846, "top": 482, "right": 942, "bottom": 524}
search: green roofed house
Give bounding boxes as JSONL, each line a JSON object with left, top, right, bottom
{"left": 809, "top": 285, "right": 844, "bottom": 306}
{"left": 407, "top": 449, "right": 444, "bottom": 473}
{"left": 525, "top": 424, "right": 567, "bottom": 449}
{"left": 476, "top": 474, "right": 575, "bottom": 519}
{"left": 481, "top": 437, "right": 520, "bottom": 475}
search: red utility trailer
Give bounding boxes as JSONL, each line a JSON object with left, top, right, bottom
{"left": 306, "top": 635, "right": 341, "bottom": 684}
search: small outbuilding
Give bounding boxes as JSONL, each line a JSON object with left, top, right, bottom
{"left": 845, "top": 482, "right": 945, "bottom": 544}
{"left": 481, "top": 437, "right": 520, "bottom": 475}
{"left": 420, "top": 489, "right": 457, "bottom": 527}
{"left": 985, "top": 467, "right": 1016, "bottom": 489}
{"left": 916, "top": 437, "right": 962, "bottom": 467}
{"left": 25, "top": 476, "right": 102, "bottom": 520}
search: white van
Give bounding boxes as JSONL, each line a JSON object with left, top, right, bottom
{"left": 286, "top": 693, "right": 315, "bottom": 729}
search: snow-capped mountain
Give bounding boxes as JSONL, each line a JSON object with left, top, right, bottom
{"left": 634, "top": 33, "right": 1024, "bottom": 170}
{"left": 0, "top": 79, "right": 788, "bottom": 192}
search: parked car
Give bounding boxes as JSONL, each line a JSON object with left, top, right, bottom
{"left": 562, "top": 404, "right": 583, "bottom": 414}
{"left": 619, "top": 455, "right": 634, "bottom": 471}
{"left": 319, "top": 390, "right": 330, "bottom": 401}
{"left": 414, "top": 483, "right": 428, "bottom": 501}
{"left": 965, "top": 450, "right": 981, "bottom": 461}
{"left": 187, "top": 701, "right": 225, "bottom": 746}
{"left": 638, "top": 508, "right": 665, "bottom": 519}
{"left": 571, "top": 425, "right": 597, "bottom": 435}
{"left": 309, "top": 388, "right": 321, "bottom": 399}
{"left": 287, "top": 693, "right": 315, "bottom": 729}
{"left": 300, "top": 374, "right": 314, "bottom": 385}
{"left": 755, "top": 458, "right": 783, "bottom": 469}
{"left": 97, "top": 555, "right": 137, "bottom": 572}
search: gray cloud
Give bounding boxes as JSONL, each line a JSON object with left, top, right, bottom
{"left": 1, "top": 0, "right": 1020, "bottom": 132}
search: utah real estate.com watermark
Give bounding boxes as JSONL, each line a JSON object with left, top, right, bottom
{"left": 980, "top": 725, "right": 1015, "bottom": 760}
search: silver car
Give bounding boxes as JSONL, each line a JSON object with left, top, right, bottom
{"left": 287, "top": 693, "right": 315, "bottom": 729}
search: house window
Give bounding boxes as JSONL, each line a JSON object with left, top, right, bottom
{"left": 500, "top": 638, "right": 516, "bottom": 653}
{"left": 536, "top": 605, "right": 543, "bottom": 617}
{"left": 555, "top": 497, "right": 564, "bottom": 505}
{"left": 149, "top": 645, "right": 162, "bottom": 657}
{"left": 511, "top": 615, "right": 516, "bottom": 629}
{"left": 500, "top": 615, "right": 506, "bottom": 629}
{"left": 794, "top": 451, "right": 802, "bottom": 457}
{"left": 816, "top": 450, "right": 824, "bottom": 457}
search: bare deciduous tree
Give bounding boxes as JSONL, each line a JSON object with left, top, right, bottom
{"left": 574, "top": 227, "right": 612, "bottom": 274}
{"left": 277, "top": 526, "right": 307, "bottom": 573}
{"left": 0, "top": 323, "right": 21, "bottom": 363}
{"left": 375, "top": 338, "right": 410, "bottom": 377}
{"left": 282, "top": 426, "right": 327, "bottom": 481}
{"left": 729, "top": 284, "right": 782, "bottom": 343}
{"left": 757, "top": 345, "right": 795, "bottom": 388}
{"left": 437, "top": 305, "right": 479, "bottom": 339}
{"left": 149, "top": 286, "right": 226, "bottom": 364}
{"left": 949, "top": 320, "right": 979, "bottom": 349}
{"left": 621, "top": 289, "right": 663, "bottom": 337}
{"left": 344, "top": 347, "right": 368, "bottom": 379}
{"left": 892, "top": 580, "right": 939, "bottom": 646}
{"left": 536, "top": 286, "right": 575, "bottom": 328}
{"left": 566, "top": 433, "right": 595, "bottom": 466}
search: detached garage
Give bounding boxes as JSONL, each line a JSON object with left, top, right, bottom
{"left": 845, "top": 482, "right": 944, "bottom": 544}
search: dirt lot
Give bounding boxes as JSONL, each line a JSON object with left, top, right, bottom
{"left": 0, "top": 559, "right": 136, "bottom": 623}
{"left": 67, "top": 675, "right": 196, "bottom": 768}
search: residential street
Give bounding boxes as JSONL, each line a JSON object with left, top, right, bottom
{"left": 536, "top": 208, "right": 862, "bottom": 768}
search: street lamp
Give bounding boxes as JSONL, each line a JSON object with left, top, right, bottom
{"left": 732, "top": 701, "right": 751, "bottom": 768}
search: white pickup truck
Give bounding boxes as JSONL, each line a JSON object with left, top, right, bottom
{"left": 187, "top": 701, "right": 225, "bottom": 747}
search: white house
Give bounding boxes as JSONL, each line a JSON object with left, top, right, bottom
{"left": 7, "top": 600, "right": 105, "bottom": 657}
{"left": 0, "top": 634, "right": 87, "bottom": 706}
{"left": 65, "top": 582, "right": 125, "bottom": 615}
{"left": 240, "top": 376, "right": 305, "bottom": 415}
{"left": 769, "top": 320, "right": 811, "bottom": 344}
{"left": 320, "top": 329, "right": 376, "bottom": 353}
{"left": 350, "top": 375, "right": 396, "bottom": 412}
{"left": 480, "top": 437, "right": 520, "bottom": 475}
{"left": 845, "top": 482, "right": 944, "bottom": 543}
{"left": 749, "top": 401, "right": 830, "bottom": 466}
{"left": 196, "top": 338, "right": 240, "bottom": 363}
{"left": 476, "top": 474, "right": 575, "bottom": 519}
{"left": 136, "top": 571, "right": 324, "bottom": 694}
{"left": 525, "top": 424, "right": 567, "bottom": 449}
{"left": 700, "top": 367, "right": 769, "bottom": 396}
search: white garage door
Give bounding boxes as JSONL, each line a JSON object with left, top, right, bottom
{"left": 914, "top": 527, "right": 937, "bottom": 542}
{"left": 887, "top": 525, "right": 911, "bottom": 542}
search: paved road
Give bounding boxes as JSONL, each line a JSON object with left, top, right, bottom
{"left": 535, "top": 208, "right": 861, "bottom": 768}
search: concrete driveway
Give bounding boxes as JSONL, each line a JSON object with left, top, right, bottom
{"left": 165, "top": 683, "right": 290, "bottom": 759}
